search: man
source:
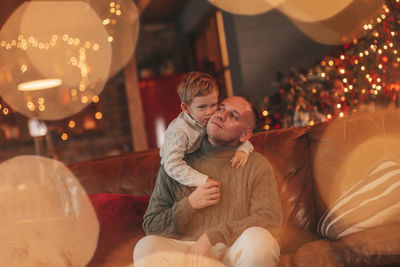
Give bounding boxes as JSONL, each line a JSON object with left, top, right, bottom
{"left": 134, "top": 96, "right": 283, "bottom": 266}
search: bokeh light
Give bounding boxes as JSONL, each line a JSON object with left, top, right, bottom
{"left": 86, "top": 0, "right": 139, "bottom": 77}
{"left": 0, "top": 1, "right": 112, "bottom": 120}
{"left": 0, "top": 155, "right": 99, "bottom": 266}
{"left": 208, "top": 0, "right": 283, "bottom": 15}
{"left": 288, "top": 0, "right": 385, "bottom": 45}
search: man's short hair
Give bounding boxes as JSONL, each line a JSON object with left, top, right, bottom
{"left": 177, "top": 72, "right": 218, "bottom": 104}
{"left": 235, "top": 94, "right": 259, "bottom": 131}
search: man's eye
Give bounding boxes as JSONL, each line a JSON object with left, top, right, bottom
{"left": 198, "top": 106, "right": 206, "bottom": 109}
{"left": 230, "top": 114, "right": 238, "bottom": 120}
{"left": 217, "top": 107, "right": 223, "bottom": 111}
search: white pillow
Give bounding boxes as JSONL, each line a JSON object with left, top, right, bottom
{"left": 318, "top": 160, "right": 400, "bottom": 240}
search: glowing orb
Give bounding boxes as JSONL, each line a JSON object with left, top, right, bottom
{"left": 0, "top": 1, "right": 111, "bottom": 120}
{"left": 86, "top": 0, "right": 139, "bottom": 77}
{"left": 288, "top": 0, "right": 385, "bottom": 45}
{"left": 278, "top": 0, "right": 352, "bottom": 22}
{"left": 0, "top": 155, "right": 99, "bottom": 266}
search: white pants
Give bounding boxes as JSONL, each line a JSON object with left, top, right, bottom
{"left": 133, "top": 227, "right": 280, "bottom": 267}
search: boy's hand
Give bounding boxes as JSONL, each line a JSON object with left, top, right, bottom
{"left": 231, "top": 150, "right": 249, "bottom": 168}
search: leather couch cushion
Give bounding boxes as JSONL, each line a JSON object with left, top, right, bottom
{"left": 294, "top": 223, "right": 400, "bottom": 267}
{"left": 87, "top": 193, "right": 149, "bottom": 263}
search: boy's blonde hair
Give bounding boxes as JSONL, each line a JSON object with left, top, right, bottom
{"left": 177, "top": 72, "right": 218, "bottom": 104}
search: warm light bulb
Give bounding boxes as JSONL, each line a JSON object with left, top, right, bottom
{"left": 95, "top": 112, "right": 102, "bottom": 120}
{"left": 69, "top": 120, "right": 76, "bottom": 128}
{"left": 61, "top": 133, "right": 68, "bottom": 141}
{"left": 17, "top": 79, "right": 62, "bottom": 91}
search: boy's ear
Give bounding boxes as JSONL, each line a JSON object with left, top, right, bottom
{"left": 181, "top": 102, "right": 190, "bottom": 114}
{"left": 239, "top": 129, "right": 253, "bottom": 143}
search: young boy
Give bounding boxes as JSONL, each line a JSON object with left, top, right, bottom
{"left": 160, "top": 71, "right": 254, "bottom": 187}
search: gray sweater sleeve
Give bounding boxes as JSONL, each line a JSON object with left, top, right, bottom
{"left": 142, "top": 166, "right": 196, "bottom": 237}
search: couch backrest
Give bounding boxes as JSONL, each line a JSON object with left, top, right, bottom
{"left": 68, "top": 149, "right": 161, "bottom": 195}
{"left": 251, "top": 127, "right": 318, "bottom": 234}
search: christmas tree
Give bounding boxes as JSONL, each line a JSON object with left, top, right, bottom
{"left": 260, "top": 0, "right": 400, "bottom": 131}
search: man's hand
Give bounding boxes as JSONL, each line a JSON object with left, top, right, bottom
{"left": 188, "top": 233, "right": 212, "bottom": 255}
{"left": 188, "top": 179, "right": 221, "bottom": 209}
{"left": 184, "top": 234, "right": 213, "bottom": 266}
{"left": 231, "top": 150, "right": 249, "bottom": 168}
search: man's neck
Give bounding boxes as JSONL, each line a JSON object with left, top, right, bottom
{"left": 207, "top": 136, "right": 240, "bottom": 147}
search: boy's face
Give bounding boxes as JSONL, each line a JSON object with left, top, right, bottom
{"left": 182, "top": 90, "right": 219, "bottom": 127}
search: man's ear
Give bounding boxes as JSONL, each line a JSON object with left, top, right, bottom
{"left": 239, "top": 129, "right": 253, "bottom": 143}
{"left": 181, "top": 102, "right": 190, "bottom": 114}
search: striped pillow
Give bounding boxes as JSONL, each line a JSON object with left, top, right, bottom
{"left": 318, "top": 160, "right": 400, "bottom": 240}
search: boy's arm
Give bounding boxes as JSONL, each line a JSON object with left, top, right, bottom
{"left": 231, "top": 140, "right": 254, "bottom": 168}
{"left": 161, "top": 130, "right": 208, "bottom": 187}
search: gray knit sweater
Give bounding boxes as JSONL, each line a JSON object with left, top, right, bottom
{"left": 143, "top": 138, "right": 283, "bottom": 246}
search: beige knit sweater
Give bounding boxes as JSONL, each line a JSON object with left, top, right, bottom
{"left": 143, "top": 138, "right": 282, "bottom": 246}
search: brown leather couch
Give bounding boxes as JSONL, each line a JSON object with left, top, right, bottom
{"left": 69, "top": 108, "right": 400, "bottom": 267}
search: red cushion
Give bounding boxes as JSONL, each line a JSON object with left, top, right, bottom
{"left": 87, "top": 193, "right": 150, "bottom": 261}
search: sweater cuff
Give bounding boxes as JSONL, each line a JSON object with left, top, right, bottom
{"left": 174, "top": 196, "right": 196, "bottom": 231}
{"left": 197, "top": 173, "right": 208, "bottom": 186}
{"left": 205, "top": 228, "right": 225, "bottom": 246}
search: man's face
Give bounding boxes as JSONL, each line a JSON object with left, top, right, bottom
{"left": 207, "top": 96, "right": 253, "bottom": 146}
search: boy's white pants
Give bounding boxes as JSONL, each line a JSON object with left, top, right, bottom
{"left": 133, "top": 227, "right": 280, "bottom": 267}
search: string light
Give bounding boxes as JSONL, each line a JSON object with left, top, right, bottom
{"left": 95, "top": 112, "right": 103, "bottom": 120}
{"left": 61, "top": 133, "right": 68, "bottom": 141}
{"left": 69, "top": 120, "right": 76, "bottom": 128}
